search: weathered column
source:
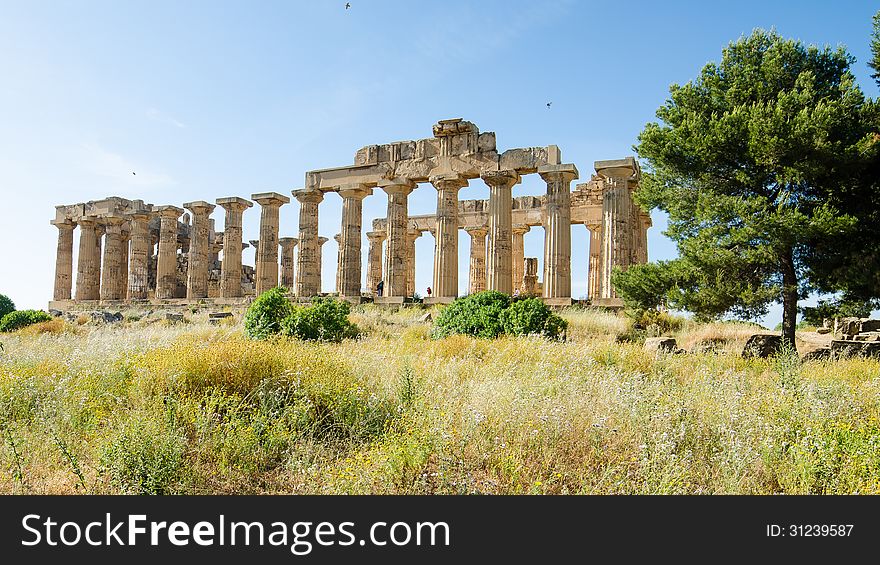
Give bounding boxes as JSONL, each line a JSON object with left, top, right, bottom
{"left": 317, "top": 236, "right": 329, "bottom": 293}
{"left": 587, "top": 224, "right": 602, "bottom": 302}
{"left": 597, "top": 158, "right": 639, "bottom": 300}
{"left": 511, "top": 224, "right": 530, "bottom": 293}
{"left": 127, "top": 211, "right": 152, "bottom": 300}
{"left": 379, "top": 179, "right": 416, "bottom": 299}
{"left": 252, "top": 192, "right": 290, "bottom": 295}
{"left": 118, "top": 224, "right": 130, "bottom": 298}
{"left": 51, "top": 219, "right": 76, "bottom": 301}
{"left": 522, "top": 257, "right": 538, "bottom": 296}
{"left": 465, "top": 226, "right": 488, "bottom": 295}
{"left": 481, "top": 170, "right": 519, "bottom": 294}
{"left": 75, "top": 218, "right": 99, "bottom": 300}
{"left": 430, "top": 174, "right": 467, "bottom": 299}
{"left": 249, "top": 240, "right": 260, "bottom": 266}
{"left": 337, "top": 184, "right": 372, "bottom": 299}
{"left": 405, "top": 227, "right": 422, "bottom": 297}
{"left": 538, "top": 164, "right": 578, "bottom": 301}
{"left": 155, "top": 206, "right": 183, "bottom": 299}
{"left": 638, "top": 212, "right": 651, "bottom": 264}
{"left": 183, "top": 201, "right": 215, "bottom": 299}
{"left": 333, "top": 233, "right": 343, "bottom": 293}
{"left": 94, "top": 223, "right": 105, "bottom": 299}
{"left": 278, "top": 237, "right": 298, "bottom": 289}
{"left": 366, "top": 231, "right": 386, "bottom": 297}
{"left": 292, "top": 188, "right": 325, "bottom": 297}
{"left": 99, "top": 216, "right": 126, "bottom": 301}
{"left": 216, "top": 197, "right": 252, "bottom": 298}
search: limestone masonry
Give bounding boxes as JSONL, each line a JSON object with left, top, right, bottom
{"left": 49, "top": 119, "right": 650, "bottom": 309}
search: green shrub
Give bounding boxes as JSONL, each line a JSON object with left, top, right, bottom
{"left": 499, "top": 298, "right": 567, "bottom": 340}
{"left": 0, "top": 310, "right": 52, "bottom": 332}
{"left": 0, "top": 294, "right": 14, "bottom": 320}
{"left": 244, "top": 287, "right": 293, "bottom": 340}
{"left": 100, "top": 416, "right": 185, "bottom": 495}
{"left": 432, "top": 291, "right": 511, "bottom": 339}
{"left": 280, "top": 298, "right": 359, "bottom": 342}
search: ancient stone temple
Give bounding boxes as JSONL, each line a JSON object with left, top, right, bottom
{"left": 49, "top": 119, "right": 650, "bottom": 309}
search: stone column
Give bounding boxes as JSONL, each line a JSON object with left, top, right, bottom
{"left": 587, "top": 224, "right": 602, "bottom": 302}
{"left": 99, "top": 216, "right": 126, "bottom": 301}
{"left": 405, "top": 227, "right": 421, "bottom": 297}
{"left": 75, "top": 218, "right": 99, "bottom": 300}
{"left": 292, "top": 188, "right": 325, "bottom": 298}
{"left": 333, "top": 233, "right": 343, "bottom": 293}
{"left": 366, "top": 231, "right": 386, "bottom": 297}
{"left": 127, "top": 211, "right": 152, "bottom": 300}
{"left": 182, "top": 201, "right": 215, "bottom": 299}
{"left": 94, "top": 223, "right": 105, "bottom": 299}
{"left": 481, "top": 170, "right": 519, "bottom": 294}
{"left": 317, "top": 236, "right": 329, "bottom": 293}
{"left": 538, "top": 164, "right": 578, "bottom": 301}
{"left": 252, "top": 192, "right": 290, "bottom": 295}
{"left": 279, "top": 237, "right": 298, "bottom": 289}
{"left": 155, "top": 206, "right": 183, "bottom": 299}
{"left": 430, "top": 174, "right": 468, "bottom": 299}
{"left": 379, "top": 179, "right": 416, "bottom": 298}
{"left": 596, "top": 158, "right": 638, "bottom": 300}
{"left": 511, "top": 224, "right": 530, "bottom": 294}
{"left": 465, "top": 226, "right": 488, "bottom": 295}
{"left": 216, "top": 197, "right": 252, "bottom": 298}
{"left": 337, "top": 184, "right": 372, "bottom": 299}
{"left": 118, "top": 224, "right": 130, "bottom": 298}
{"left": 522, "top": 257, "right": 538, "bottom": 296}
{"left": 638, "top": 212, "right": 651, "bottom": 264}
{"left": 51, "top": 219, "right": 76, "bottom": 301}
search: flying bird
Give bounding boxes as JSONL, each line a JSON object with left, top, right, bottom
{"left": 546, "top": 102, "right": 552, "bottom": 109}
{"left": 345, "top": 2, "right": 351, "bottom": 8}
{"left": 132, "top": 171, "right": 136, "bottom": 175}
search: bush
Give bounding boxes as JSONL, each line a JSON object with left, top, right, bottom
{"left": 280, "top": 298, "right": 359, "bottom": 342}
{"left": 0, "top": 294, "right": 14, "bottom": 320}
{"left": 432, "top": 291, "right": 510, "bottom": 339}
{"left": 100, "top": 416, "right": 185, "bottom": 495}
{"left": 244, "top": 287, "right": 293, "bottom": 339}
{"left": 0, "top": 310, "right": 52, "bottom": 332}
{"left": 499, "top": 298, "right": 567, "bottom": 340}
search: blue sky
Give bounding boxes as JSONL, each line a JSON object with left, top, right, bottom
{"left": 1, "top": 0, "right": 877, "bottom": 326}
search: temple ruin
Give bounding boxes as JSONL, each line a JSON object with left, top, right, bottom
{"left": 48, "top": 119, "right": 649, "bottom": 310}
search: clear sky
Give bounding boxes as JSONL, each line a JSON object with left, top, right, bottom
{"left": 1, "top": 0, "right": 877, "bottom": 326}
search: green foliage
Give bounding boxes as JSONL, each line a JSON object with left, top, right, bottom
{"left": 871, "top": 11, "right": 880, "bottom": 87}
{"left": 0, "top": 310, "right": 52, "bottom": 333}
{"left": 244, "top": 287, "right": 293, "bottom": 340}
{"left": 0, "top": 294, "right": 14, "bottom": 320}
{"left": 499, "top": 298, "right": 567, "bottom": 340}
{"left": 634, "top": 29, "right": 877, "bottom": 346}
{"left": 99, "top": 415, "right": 185, "bottom": 495}
{"left": 280, "top": 298, "right": 360, "bottom": 342}
{"left": 800, "top": 296, "right": 879, "bottom": 326}
{"left": 431, "top": 291, "right": 511, "bottom": 339}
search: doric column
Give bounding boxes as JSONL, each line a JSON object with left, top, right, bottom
{"left": 379, "top": 179, "right": 416, "bottom": 298}
{"left": 337, "top": 184, "right": 372, "bottom": 299}
{"left": 317, "top": 236, "right": 329, "bottom": 293}
{"left": 216, "top": 197, "right": 252, "bottom": 298}
{"left": 481, "top": 170, "right": 519, "bottom": 294}
{"left": 366, "top": 231, "right": 386, "bottom": 297}
{"left": 94, "top": 223, "right": 105, "bottom": 299}
{"left": 637, "top": 212, "right": 651, "bottom": 264}
{"left": 252, "top": 192, "right": 290, "bottom": 295}
{"left": 333, "top": 233, "right": 343, "bottom": 293}
{"left": 155, "top": 206, "right": 183, "bottom": 299}
{"left": 118, "top": 223, "right": 130, "bottom": 298}
{"left": 596, "top": 158, "right": 639, "bottom": 299}
{"left": 522, "top": 257, "right": 538, "bottom": 296}
{"left": 127, "top": 211, "right": 152, "bottom": 300}
{"left": 75, "top": 218, "right": 99, "bottom": 300}
{"left": 405, "top": 227, "right": 422, "bottom": 297}
{"left": 538, "top": 164, "right": 579, "bottom": 301}
{"left": 183, "top": 201, "right": 215, "bottom": 299}
{"left": 430, "top": 174, "right": 468, "bottom": 299}
{"left": 511, "top": 224, "right": 530, "bottom": 294}
{"left": 292, "top": 188, "right": 325, "bottom": 297}
{"left": 51, "top": 219, "right": 76, "bottom": 301}
{"left": 465, "top": 226, "right": 488, "bottom": 295}
{"left": 279, "top": 237, "right": 298, "bottom": 289}
{"left": 587, "top": 224, "right": 602, "bottom": 302}
{"left": 99, "top": 216, "right": 126, "bottom": 301}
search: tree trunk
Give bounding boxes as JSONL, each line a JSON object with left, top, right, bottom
{"left": 780, "top": 248, "right": 798, "bottom": 353}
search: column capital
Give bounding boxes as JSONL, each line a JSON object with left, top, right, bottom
{"left": 216, "top": 196, "right": 253, "bottom": 212}
{"left": 366, "top": 230, "right": 386, "bottom": 241}
{"left": 429, "top": 173, "right": 468, "bottom": 191}
{"left": 406, "top": 227, "right": 422, "bottom": 239}
{"left": 279, "top": 237, "right": 298, "bottom": 248}
{"left": 333, "top": 233, "right": 342, "bottom": 244}
{"left": 538, "top": 163, "right": 579, "bottom": 183}
{"left": 480, "top": 169, "right": 520, "bottom": 188}
{"left": 50, "top": 218, "right": 76, "bottom": 230}
{"left": 127, "top": 209, "right": 153, "bottom": 222}
{"left": 249, "top": 239, "right": 259, "bottom": 248}
{"left": 317, "top": 236, "right": 329, "bottom": 246}
{"left": 378, "top": 178, "right": 416, "bottom": 195}
{"left": 465, "top": 225, "right": 488, "bottom": 238}
{"left": 103, "top": 215, "right": 126, "bottom": 234}
{"left": 183, "top": 200, "right": 216, "bottom": 215}
{"left": 156, "top": 205, "right": 184, "bottom": 220}
{"left": 594, "top": 156, "right": 640, "bottom": 181}
{"left": 292, "top": 187, "right": 326, "bottom": 204}
{"left": 337, "top": 183, "right": 373, "bottom": 200}
{"left": 252, "top": 192, "right": 291, "bottom": 207}
{"left": 512, "top": 223, "right": 531, "bottom": 235}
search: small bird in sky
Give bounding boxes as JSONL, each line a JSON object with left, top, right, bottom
{"left": 345, "top": 2, "right": 351, "bottom": 9}
{"left": 132, "top": 171, "right": 136, "bottom": 175}
{"left": 546, "top": 102, "right": 552, "bottom": 109}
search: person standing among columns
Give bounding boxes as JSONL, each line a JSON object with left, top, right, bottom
{"left": 481, "top": 170, "right": 519, "bottom": 294}
{"left": 379, "top": 179, "right": 416, "bottom": 299}
{"left": 511, "top": 224, "right": 530, "bottom": 293}
{"left": 278, "top": 237, "right": 298, "bottom": 289}
{"left": 337, "top": 184, "right": 371, "bottom": 300}
{"left": 365, "top": 230, "right": 386, "bottom": 298}
{"left": 183, "top": 201, "right": 216, "bottom": 299}
{"left": 252, "top": 192, "right": 290, "bottom": 295}
{"left": 51, "top": 218, "right": 76, "bottom": 301}
{"left": 430, "top": 174, "right": 467, "bottom": 300}
{"left": 216, "top": 197, "right": 252, "bottom": 298}
{"left": 292, "top": 188, "right": 325, "bottom": 298}
{"left": 155, "top": 206, "right": 183, "bottom": 299}
{"left": 127, "top": 209, "right": 153, "bottom": 300}
{"left": 465, "top": 226, "right": 488, "bottom": 295}
{"left": 538, "top": 164, "right": 578, "bottom": 302}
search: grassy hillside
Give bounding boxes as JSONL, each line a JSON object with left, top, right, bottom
{"left": 1, "top": 307, "right": 878, "bottom": 494}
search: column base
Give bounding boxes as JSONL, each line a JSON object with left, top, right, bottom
{"left": 339, "top": 295, "right": 363, "bottom": 305}
{"left": 590, "top": 297, "right": 624, "bottom": 309}
{"left": 542, "top": 297, "right": 572, "bottom": 307}
{"left": 374, "top": 296, "right": 405, "bottom": 305}
{"left": 423, "top": 297, "right": 456, "bottom": 305}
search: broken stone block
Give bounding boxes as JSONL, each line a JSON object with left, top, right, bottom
{"left": 165, "top": 312, "right": 184, "bottom": 323}
{"left": 644, "top": 337, "right": 679, "bottom": 354}
{"left": 831, "top": 340, "right": 880, "bottom": 358}
{"left": 742, "top": 334, "right": 782, "bottom": 358}
{"left": 419, "top": 312, "right": 432, "bottom": 323}
{"left": 801, "top": 347, "right": 831, "bottom": 362}
{"left": 816, "top": 327, "right": 831, "bottom": 335}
